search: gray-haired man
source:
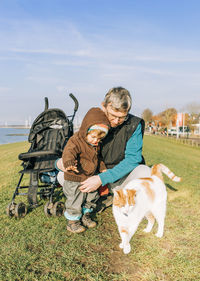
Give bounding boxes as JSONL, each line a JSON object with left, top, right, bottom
{"left": 79, "top": 87, "right": 151, "bottom": 195}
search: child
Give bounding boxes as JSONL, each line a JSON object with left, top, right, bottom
{"left": 57, "top": 107, "right": 110, "bottom": 233}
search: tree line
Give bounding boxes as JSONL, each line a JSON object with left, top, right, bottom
{"left": 142, "top": 103, "right": 200, "bottom": 135}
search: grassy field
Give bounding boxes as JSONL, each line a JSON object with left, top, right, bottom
{"left": 0, "top": 136, "right": 199, "bottom": 281}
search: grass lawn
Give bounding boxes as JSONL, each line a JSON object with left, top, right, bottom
{"left": 0, "top": 136, "right": 199, "bottom": 281}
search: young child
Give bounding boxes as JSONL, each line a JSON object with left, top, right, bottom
{"left": 56, "top": 107, "right": 110, "bottom": 233}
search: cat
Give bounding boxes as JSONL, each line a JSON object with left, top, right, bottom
{"left": 112, "top": 164, "right": 181, "bottom": 254}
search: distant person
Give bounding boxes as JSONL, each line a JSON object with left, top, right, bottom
{"left": 79, "top": 87, "right": 151, "bottom": 198}
{"left": 56, "top": 107, "right": 110, "bottom": 233}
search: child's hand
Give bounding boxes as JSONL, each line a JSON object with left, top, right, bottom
{"left": 66, "top": 165, "right": 79, "bottom": 173}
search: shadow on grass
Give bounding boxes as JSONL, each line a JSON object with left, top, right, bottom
{"left": 166, "top": 183, "right": 178, "bottom": 191}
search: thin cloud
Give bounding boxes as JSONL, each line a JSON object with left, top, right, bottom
{"left": 26, "top": 76, "right": 60, "bottom": 84}
{"left": 0, "top": 18, "right": 94, "bottom": 56}
{"left": 9, "top": 47, "right": 94, "bottom": 57}
{"left": 53, "top": 60, "right": 94, "bottom": 67}
{"left": 2, "top": 18, "right": 200, "bottom": 67}
{"left": 100, "top": 63, "right": 196, "bottom": 78}
{"left": 0, "top": 13, "right": 200, "bottom": 124}
{"left": 133, "top": 55, "right": 200, "bottom": 63}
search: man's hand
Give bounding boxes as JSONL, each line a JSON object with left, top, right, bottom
{"left": 79, "top": 175, "right": 102, "bottom": 193}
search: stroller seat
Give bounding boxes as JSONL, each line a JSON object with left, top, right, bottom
{"left": 6, "top": 94, "right": 79, "bottom": 218}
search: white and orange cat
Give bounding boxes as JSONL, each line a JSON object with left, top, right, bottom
{"left": 112, "top": 164, "right": 181, "bottom": 254}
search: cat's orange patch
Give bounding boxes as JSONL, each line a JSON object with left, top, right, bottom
{"left": 140, "top": 177, "right": 153, "bottom": 182}
{"left": 113, "top": 189, "right": 126, "bottom": 207}
{"left": 121, "top": 227, "right": 128, "bottom": 234}
{"left": 127, "top": 189, "right": 136, "bottom": 206}
{"left": 151, "top": 164, "right": 163, "bottom": 181}
{"left": 146, "top": 212, "right": 155, "bottom": 223}
{"left": 141, "top": 181, "right": 155, "bottom": 201}
{"left": 171, "top": 174, "right": 176, "bottom": 180}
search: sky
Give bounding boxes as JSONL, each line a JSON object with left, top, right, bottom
{"left": 0, "top": 0, "right": 200, "bottom": 125}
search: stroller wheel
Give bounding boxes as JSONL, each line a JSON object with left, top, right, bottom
{"left": 52, "top": 202, "right": 65, "bottom": 217}
{"left": 6, "top": 202, "right": 17, "bottom": 217}
{"left": 14, "top": 202, "right": 27, "bottom": 218}
{"left": 44, "top": 202, "right": 54, "bottom": 217}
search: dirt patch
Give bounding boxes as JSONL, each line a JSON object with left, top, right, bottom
{"left": 100, "top": 210, "right": 143, "bottom": 279}
{"left": 108, "top": 244, "right": 142, "bottom": 278}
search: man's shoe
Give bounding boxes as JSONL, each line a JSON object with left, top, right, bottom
{"left": 82, "top": 213, "right": 97, "bottom": 228}
{"left": 67, "top": 220, "right": 86, "bottom": 233}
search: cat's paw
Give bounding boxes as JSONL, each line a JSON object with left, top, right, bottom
{"left": 155, "top": 232, "right": 163, "bottom": 238}
{"left": 123, "top": 244, "right": 131, "bottom": 254}
{"left": 143, "top": 227, "right": 151, "bottom": 233}
{"left": 119, "top": 242, "right": 123, "bottom": 249}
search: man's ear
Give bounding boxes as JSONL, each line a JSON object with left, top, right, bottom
{"left": 101, "top": 102, "right": 106, "bottom": 112}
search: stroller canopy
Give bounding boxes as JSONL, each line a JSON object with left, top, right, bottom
{"left": 20, "top": 108, "right": 70, "bottom": 172}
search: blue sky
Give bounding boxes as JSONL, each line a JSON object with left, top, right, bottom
{"left": 0, "top": 0, "right": 200, "bottom": 125}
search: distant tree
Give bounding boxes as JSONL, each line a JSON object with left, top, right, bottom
{"left": 184, "top": 113, "right": 195, "bottom": 133}
{"left": 142, "top": 108, "right": 153, "bottom": 124}
{"left": 160, "top": 108, "right": 177, "bottom": 136}
{"left": 183, "top": 103, "right": 200, "bottom": 133}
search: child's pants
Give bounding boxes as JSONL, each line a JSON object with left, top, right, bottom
{"left": 63, "top": 180, "right": 100, "bottom": 221}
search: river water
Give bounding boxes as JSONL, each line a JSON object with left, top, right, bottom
{"left": 0, "top": 128, "right": 30, "bottom": 145}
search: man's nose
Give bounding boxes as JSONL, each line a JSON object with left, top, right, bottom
{"left": 113, "top": 118, "right": 120, "bottom": 124}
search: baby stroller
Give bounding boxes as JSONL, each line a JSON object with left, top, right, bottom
{"left": 6, "top": 93, "right": 79, "bottom": 218}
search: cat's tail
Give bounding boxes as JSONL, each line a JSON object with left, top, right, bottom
{"left": 151, "top": 164, "right": 181, "bottom": 182}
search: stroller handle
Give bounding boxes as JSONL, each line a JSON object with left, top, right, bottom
{"left": 69, "top": 93, "right": 79, "bottom": 112}
{"left": 44, "top": 97, "right": 49, "bottom": 111}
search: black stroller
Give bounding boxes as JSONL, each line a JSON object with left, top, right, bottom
{"left": 6, "top": 94, "right": 79, "bottom": 218}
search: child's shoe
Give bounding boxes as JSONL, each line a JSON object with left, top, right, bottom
{"left": 67, "top": 220, "right": 86, "bottom": 233}
{"left": 82, "top": 213, "right": 97, "bottom": 228}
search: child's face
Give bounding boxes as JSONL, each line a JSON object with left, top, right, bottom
{"left": 86, "top": 131, "right": 105, "bottom": 146}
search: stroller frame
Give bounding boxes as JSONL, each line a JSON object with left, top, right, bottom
{"left": 6, "top": 94, "right": 79, "bottom": 218}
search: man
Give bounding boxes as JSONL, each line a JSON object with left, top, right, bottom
{"left": 79, "top": 87, "right": 151, "bottom": 195}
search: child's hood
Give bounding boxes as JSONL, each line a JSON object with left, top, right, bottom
{"left": 78, "top": 107, "right": 110, "bottom": 138}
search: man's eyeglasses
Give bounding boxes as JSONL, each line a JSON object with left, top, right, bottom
{"left": 106, "top": 111, "right": 128, "bottom": 122}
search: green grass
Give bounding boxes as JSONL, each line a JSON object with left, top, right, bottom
{"left": 0, "top": 137, "right": 200, "bottom": 281}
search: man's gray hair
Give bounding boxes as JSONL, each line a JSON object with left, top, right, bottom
{"left": 103, "top": 87, "right": 132, "bottom": 112}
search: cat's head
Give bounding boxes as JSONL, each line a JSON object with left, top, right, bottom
{"left": 113, "top": 189, "right": 137, "bottom": 215}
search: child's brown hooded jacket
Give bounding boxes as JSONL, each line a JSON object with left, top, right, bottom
{"left": 62, "top": 107, "right": 110, "bottom": 182}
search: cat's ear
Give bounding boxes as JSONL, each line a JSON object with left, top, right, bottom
{"left": 130, "top": 189, "right": 137, "bottom": 197}
{"left": 127, "top": 189, "right": 137, "bottom": 206}
{"left": 113, "top": 189, "right": 126, "bottom": 207}
{"left": 113, "top": 189, "right": 124, "bottom": 199}
{"left": 113, "top": 190, "right": 120, "bottom": 198}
